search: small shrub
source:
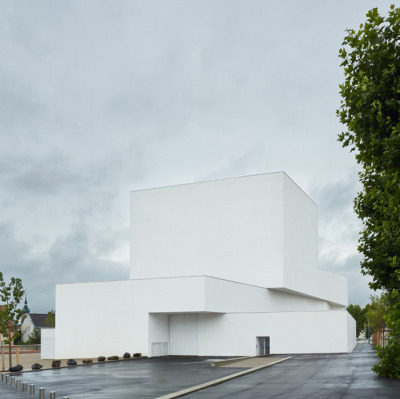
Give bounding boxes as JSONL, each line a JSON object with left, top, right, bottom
{"left": 26, "top": 328, "right": 41, "bottom": 344}
{"left": 372, "top": 338, "right": 400, "bottom": 379}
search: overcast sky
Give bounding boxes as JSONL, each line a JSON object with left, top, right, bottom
{"left": 0, "top": 1, "right": 393, "bottom": 312}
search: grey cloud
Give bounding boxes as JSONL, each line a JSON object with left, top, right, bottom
{"left": 0, "top": 220, "right": 128, "bottom": 313}
{"left": 0, "top": 0, "right": 393, "bottom": 313}
{"left": 0, "top": 222, "right": 44, "bottom": 309}
{"left": 3, "top": 154, "right": 78, "bottom": 196}
{"left": 314, "top": 179, "right": 361, "bottom": 219}
{"left": 0, "top": 222, "right": 36, "bottom": 274}
{"left": 47, "top": 226, "right": 128, "bottom": 284}
{"left": 336, "top": 252, "right": 377, "bottom": 307}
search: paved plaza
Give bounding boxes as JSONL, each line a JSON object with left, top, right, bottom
{"left": 0, "top": 344, "right": 399, "bottom": 398}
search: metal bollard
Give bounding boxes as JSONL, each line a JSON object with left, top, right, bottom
{"left": 22, "top": 382, "right": 27, "bottom": 392}
{"left": 5, "top": 375, "right": 10, "bottom": 384}
{"left": 39, "top": 387, "right": 45, "bottom": 399}
{"left": 30, "top": 384, "right": 35, "bottom": 396}
{"left": 16, "top": 379, "right": 21, "bottom": 390}
{"left": 50, "top": 392, "right": 56, "bottom": 399}
{"left": 11, "top": 376, "right": 15, "bottom": 387}
{"left": 0, "top": 373, "right": 4, "bottom": 382}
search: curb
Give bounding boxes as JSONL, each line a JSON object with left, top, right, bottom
{"left": 1, "top": 356, "right": 148, "bottom": 374}
{"left": 211, "top": 357, "right": 251, "bottom": 367}
{"left": 156, "top": 357, "right": 292, "bottom": 399}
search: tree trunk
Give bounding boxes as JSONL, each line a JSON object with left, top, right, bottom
{"left": 8, "top": 342, "right": 11, "bottom": 369}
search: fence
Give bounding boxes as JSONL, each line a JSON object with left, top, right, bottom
{"left": 0, "top": 344, "right": 40, "bottom": 353}
{"left": 1, "top": 345, "right": 20, "bottom": 372}
{"left": 18, "top": 344, "right": 41, "bottom": 352}
{"left": 371, "top": 329, "right": 390, "bottom": 347}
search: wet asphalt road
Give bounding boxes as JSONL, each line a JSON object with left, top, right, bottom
{"left": 185, "top": 344, "right": 400, "bottom": 398}
{"left": 0, "top": 344, "right": 399, "bottom": 398}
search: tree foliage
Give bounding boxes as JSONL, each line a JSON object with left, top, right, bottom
{"left": 347, "top": 304, "right": 366, "bottom": 337}
{"left": 44, "top": 310, "right": 55, "bottom": 328}
{"left": 0, "top": 272, "right": 25, "bottom": 368}
{"left": 364, "top": 294, "right": 387, "bottom": 332}
{"left": 338, "top": 5, "right": 400, "bottom": 378}
{"left": 337, "top": 5, "right": 400, "bottom": 291}
{"left": 372, "top": 290, "right": 400, "bottom": 378}
{"left": 26, "top": 327, "right": 41, "bottom": 345}
{"left": 348, "top": 294, "right": 387, "bottom": 337}
{"left": 0, "top": 272, "right": 25, "bottom": 344}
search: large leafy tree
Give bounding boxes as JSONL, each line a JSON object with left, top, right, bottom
{"left": 338, "top": 5, "right": 400, "bottom": 291}
{"left": 0, "top": 272, "right": 25, "bottom": 368}
{"left": 337, "top": 5, "right": 400, "bottom": 378}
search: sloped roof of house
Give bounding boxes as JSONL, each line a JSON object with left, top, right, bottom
{"left": 29, "top": 314, "right": 49, "bottom": 328}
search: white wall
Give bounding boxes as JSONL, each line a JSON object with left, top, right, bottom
{"left": 204, "top": 277, "right": 334, "bottom": 313}
{"left": 130, "top": 173, "right": 285, "bottom": 288}
{"left": 198, "top": 310, "right": 351, "bottom": 356}
{"left": 281, "top": 174, "right": 347, "bottom": 305}
{"left": 41, "top": 328, "right": 55, "bottom": 359}
{"left": 283, "top": 173, "right": 319, "bottom": 275}
{"left": 282, "top": 174, "right": 318, "bottom": 288}
{"left": 129, "top": 172, "right": 348, "bottom": 306}
{"left": 55, "top": 280, "right": 143, "bottom": 358}
{"left": 55, "top": 276, "right": 351, "bottom": 358}
{"left": 347, "top": 312, "right": 357, "bottom": 352}
{"left": 148, "top": 314, "right": 169, "bottom": 356}
{"left": 55, "top": 277, "right": 207, "bottom": 358}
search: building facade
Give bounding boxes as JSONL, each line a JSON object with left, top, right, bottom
{"left": 51, "top": 172, "right": 356, "bottom": 359}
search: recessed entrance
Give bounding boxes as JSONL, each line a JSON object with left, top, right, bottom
{"left": 256, "top": 336, "right": 270, "bottom": 355}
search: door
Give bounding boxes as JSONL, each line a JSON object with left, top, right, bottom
{"left": 170, "top": 314, "right": 199, "bottom": 355}
{"left": 151, "top": 342, "right": 169, "bottom": 357}
{"left": 256, "top": 336, "right": 270, "bottom": 355}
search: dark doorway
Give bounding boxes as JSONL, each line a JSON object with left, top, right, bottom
{"left": 256, "top": 336, "right": 270, "bottom": 355}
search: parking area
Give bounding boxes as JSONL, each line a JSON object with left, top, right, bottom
{"left": 0, "top": 344, "right": 399, "bottom": 398}
{"left": 0, "top": 356, "right": 246, "bottom": 398}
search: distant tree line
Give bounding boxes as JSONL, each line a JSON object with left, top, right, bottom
{"left": 348, "top": 293, "right": 387, "bottom": 338}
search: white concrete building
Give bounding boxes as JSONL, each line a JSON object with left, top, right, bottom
{"left": 51, "top": 172, "right": 356, "bottom": 359}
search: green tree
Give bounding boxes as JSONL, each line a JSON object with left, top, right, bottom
{"left": 373, "top": 290, "right": 400, "bottom": 378}
{"left": 44, "top": 310, "right": 55, "bottom": 328}
{"left": 347, "top": 304, "right": 366, "bottom": 337}
{"left": 0, "top": 272, "right": 25, "bottom": 368}
{"left": 26, "top": 327, "right": 41, "bottom": 345}
{"left": 365, "top": 294, "right": 387, "bottom": 333}
{"left": 338, "top": 5, "right": 400, "bottom": 291}
{"left": 337, "top": 5, "right": 400, "bottom": 378}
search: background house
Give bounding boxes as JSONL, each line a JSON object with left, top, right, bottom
{"left": 20, "top": 298, "right": 48, "bottom": 343}
{"left": 21, "top": 314, "right": 48, "bottom": 343}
